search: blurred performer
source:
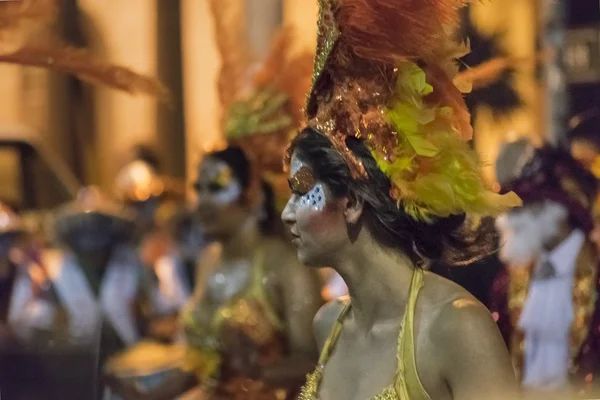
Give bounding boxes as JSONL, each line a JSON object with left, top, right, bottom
{"left": 115, "top": 159, "right": 194, "bottom": 341}
{"left": 491, "top": 146, "right": 600, "bottom": 397}
{"left": 0, "top": 203, "right": 59, "bottom": 400}
{"left": 0, "top": 202, "right": 48, "bottom": 333}
{"left": 107, "top": 3, "right": 322, "bottom": 398}
{"left": 33, "top": 188, "right": 141, "bottom": 357}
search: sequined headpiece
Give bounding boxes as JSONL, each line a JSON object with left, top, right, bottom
{"left": 209, "top": 0, "right": 313, "bottom": 209}
{"left": 287, "top": 0, "right": 521, "bottom": 221}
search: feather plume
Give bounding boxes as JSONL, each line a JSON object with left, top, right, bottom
{"left": 338, "top": 0, "right": 472, "bottom": 64}
{"left": 423, "top": 64, "right": 473, "bottom": 141}
{"left": 0, "top": 0, "right": 168, "bottom": 99}
{"left": 208, "top": 0, "right": 249, "bottom": 111}
{"left": 0, "top": 45, "right": 169, "bottom": 99}
{"left": 253, "top": 28, "right": 313, "bottom": 124}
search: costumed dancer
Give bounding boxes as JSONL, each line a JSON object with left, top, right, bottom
{"left": 279, "top": 0, "right": 522, "bottom": 399}
{"left": 491, "top": 146, "right": 600, "bottom": 398}
{"left": 114, "top": 159, "right": 195, "bottom": 342}
{"left": 106, "top": 5, "right": 322, "bottom": 400}
{"left": 0, "top": 202, "right": 49, "bottom": 336}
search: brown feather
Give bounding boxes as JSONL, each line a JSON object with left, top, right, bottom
{"left": 338, "top": 0, "right": 471, "bottom": 64}
{"left": 424, "top": 63, "right": 473, "bottom": 141}
{"left": 0, "top": 45, "right": 169, "bottom": 100}
{"left": 253, "top": 28, "right": 313, "bottom": 124}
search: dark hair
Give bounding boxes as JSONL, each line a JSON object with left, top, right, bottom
{"left": 288, "top": 127, "right": 496, "bottom": 265}
{"left": 207, "top": 146, "right": 280, "bottom": 236}
{"left": 208, "top": 146, "right": 252, "bottom": 191}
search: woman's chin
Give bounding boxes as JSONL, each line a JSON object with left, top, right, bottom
{"left": 296, "top": 249, "right": 324, "bottom": 268}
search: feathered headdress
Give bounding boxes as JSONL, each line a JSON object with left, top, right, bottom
{"left": 288, "top": 0, "right": 521, "bottom": 221}
{"left": 0, "top": 0, "right": 168, "bottom": 98}
{"left": 209, "top": 0, "right": 313, "bottom": 208}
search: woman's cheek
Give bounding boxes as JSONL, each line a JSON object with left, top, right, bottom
{"left": 296, "top": 184, "right": 338, "bottom": 235}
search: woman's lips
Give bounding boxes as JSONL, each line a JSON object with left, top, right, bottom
{"left": 290, "top": 230, "right": 300, "bottom": 245}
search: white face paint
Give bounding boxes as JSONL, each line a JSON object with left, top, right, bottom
{"left": 496, "top": 200, "right": 568, "bottom": 266}
{"left": 212, "top": 179, "right": 242, "bottom": 205}
{"left": 196, "top": 159, "right": 243, "bottom": 206}
{"left": 290, "top": 156, "right": 303, "bottom": 176}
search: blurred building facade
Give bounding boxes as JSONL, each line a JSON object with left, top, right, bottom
{"left": 0, "top": 0, "right": 592, "bottom": 206}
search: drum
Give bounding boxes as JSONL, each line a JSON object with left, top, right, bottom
{"left": 104, "top": 340, "right": 187, "bottom": 399}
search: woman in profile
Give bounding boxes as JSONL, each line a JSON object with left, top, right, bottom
{"left": 280, "top": 0, "right": 522, "bottom": 399}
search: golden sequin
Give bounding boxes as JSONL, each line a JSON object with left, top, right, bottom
{"left": 289, "top": 167, "right": 317, "bottom": 195}
{"left": 298, "top": 366, "right": 400, "bottom": 400}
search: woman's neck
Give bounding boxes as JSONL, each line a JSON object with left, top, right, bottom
{"left": 334, "top": 234, "right": 416, "bottom": 331}
{"left": 222, "top": 216, "right": 261, "bottom": 260}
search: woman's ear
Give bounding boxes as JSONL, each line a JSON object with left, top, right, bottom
{"left": 344, "top": 195, "right": 364, "bottom": 225}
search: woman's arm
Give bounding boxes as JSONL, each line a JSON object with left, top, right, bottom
{"left": 434, "top": 298, "right": 519, "bottom": 400}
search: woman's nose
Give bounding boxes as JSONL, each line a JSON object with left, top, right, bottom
{"left": 281, "top": 198, "right": 296, "bottom": 225}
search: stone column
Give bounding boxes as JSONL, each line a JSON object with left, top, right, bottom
{"left": 0, "top": 65, "right": 24, "bottom": 125}
{"left": 77, "top": 0, "right": 159, "bottom": 188}
{"left": 180, "top": 0, "right": 221, "bottom": 196}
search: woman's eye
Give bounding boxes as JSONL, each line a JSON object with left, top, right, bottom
{"left": 288, "top": 179, "right": 308, "bottom": 196}
{"left": 208, "top": 182, "right": 224, "bottom": 192}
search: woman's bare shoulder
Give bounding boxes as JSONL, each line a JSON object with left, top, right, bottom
{"left": 314, "top": 297, "right": 350, "bottom": 352}
{"left": 419, "top": 271, "right": 517, "bottom": 398}
{"left": 419, "top": 270, "right": 500, "bottom": 353}
{"left": 420, "top": 270, "right": 482, "bottom": 312}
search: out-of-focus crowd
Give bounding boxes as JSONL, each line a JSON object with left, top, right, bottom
{"left": 0, "top": 147, "right": 347, "bottom": 400}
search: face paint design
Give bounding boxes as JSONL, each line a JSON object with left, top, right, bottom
{"left": 288, "top": 160, "right": 326, "bottom": 212}
{"left": 195, "top": 160, "right": 243, "bottom": 206}
{"left": 299, "top": 184, "right": 326, "bottom": 211}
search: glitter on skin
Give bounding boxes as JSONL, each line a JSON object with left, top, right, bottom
{"left": 299, "top": 183, "right": 326, "bottom": 212}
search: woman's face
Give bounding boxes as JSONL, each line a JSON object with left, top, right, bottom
{"left": 496, "top": 201, "right": 568, "bottom": 265}
{"left": 281, "top": 153, "right": 349, "bottom": 267}
{"left": 194, "top": 157, "right": 249, "bottom": 238}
